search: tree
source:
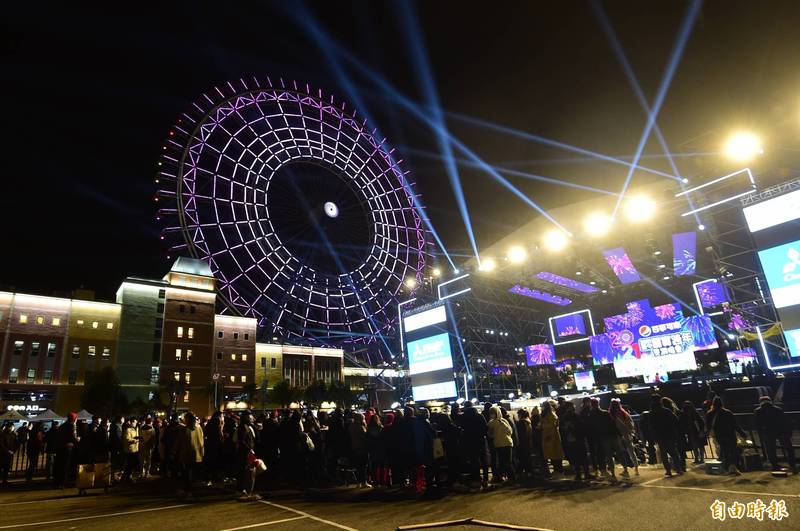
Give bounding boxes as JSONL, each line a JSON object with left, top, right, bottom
{"left": 271, "top": 379, "right": 300, "bottom": 408}
{"left": 328, "top": 380, "right": 355, "bottom": 408}
{"left": 303, "top": 380, "right": 328, "bottom": 407}
{"left": 241, "top": 382, "right": 258, "bottom": 407}
{"left": 158, "top": 374, "right": 185, "bottom": 416}
{"left": 81, "top": 367, "right": 127, "bottom": 418}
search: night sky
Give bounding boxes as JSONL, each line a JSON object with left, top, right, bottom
{"left": 3, "top": 1, "right": 799, "bottom": 301}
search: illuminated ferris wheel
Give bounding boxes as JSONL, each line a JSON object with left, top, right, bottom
{"left": 157, "top": 77, "right": 426, "bottom": 346}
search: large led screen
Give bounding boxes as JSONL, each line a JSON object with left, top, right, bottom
{"left": 554, "top": 313, "right": 587, "bottom": 337}
{"left": 672, "top": 232, "right": 697, "bottom": 277}
{"left": 758, "top": 239, "right": 800, "bottom": 309}
{"left": 412, "top": 380, "right": 457, "bottom": 401}
{"left": 693, "top": 279, "right": 729, "bottom": 310}
{"left": 575, "top": 370, "right": 595, "bottom": 391}
{"left": 603, "top": 247, "right": 641, "bottom": 284}
{"left": 744, "top": 189, "right": 800, "bottom": 233}
{"left": 407, "top": 333, "right": 454, "bottom": 375}
{"left": 403, "top": 305, "right": 446, "bottom": 333}
{"left": 783, "top": 328, "right": 800, "bottom": 358}
{"left": 525, "top": 344, "right": 555, "bottom": 366}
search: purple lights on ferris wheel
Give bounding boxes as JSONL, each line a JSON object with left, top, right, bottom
{"left": 156, "top": 76, "right": 427, "bottom": 347}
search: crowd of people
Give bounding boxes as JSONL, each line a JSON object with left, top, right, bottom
{"left": 0, "top": 393, "right": 795, "bottom": 499}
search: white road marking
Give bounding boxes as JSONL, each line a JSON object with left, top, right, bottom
{"left": 258, "top": 500, "right": 358, "bottom": 531}
{"left": 639, "top": 477, "right": 664, "bottom": 486}
{"left": 221, "top": 515, "right": 307, "bottom": 531}
{"left": 1, "top": 497, "right": 73, "bottom": 506}
{"left": 0, "top": 504, "right": 190, "bottom": 529}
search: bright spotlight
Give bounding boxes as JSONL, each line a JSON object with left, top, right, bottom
{"left": 623, "top": 195, "right": 656, "bottom": 222}
{"left": 543, "top": 229, "right": 569, "bottom": 252}
{"left": 584, "top": 212, "right": 612, "bottom": 237}
{"left": 698, "top": 224, "right": 705, "bottom": 231}
{"left": 724, "top": 131, "right": 762, "bottom": 162}
{"left": 479, "top": 257, "right": 497, "bottom": 272}
{"left": 404, "top": 277, "right": 417, "bottom": 289}
{"left": 432, "top": 267, "right": 441, "bottom": 277}
{"left": 507, "top": 245, "right": 527, "bottom": 264}
{"left": 681, "top": 178, "right": 689, "bottom": 184}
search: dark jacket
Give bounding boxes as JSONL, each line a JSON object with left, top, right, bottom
{"left": 649, "top": 405, "right": 680, "bottom": 441}
{"left": 587, "top": 408, "right": 618, "bottom": 441}
{"left": 754, "top": 402, "right": 787, "bottom": 436}
{"left": 460, "top": 407, "right": 488, "bottom": 454}
{"left": 706, "top": 408, "right": 745, "bottom": 442}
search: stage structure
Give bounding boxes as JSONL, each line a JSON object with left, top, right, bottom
{"left": 156, "top": 77, "right": 427, "bottom": 362}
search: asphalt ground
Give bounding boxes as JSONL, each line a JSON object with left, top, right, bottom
{"left": 0, "top": 463, "right": 798, "bottom": 530}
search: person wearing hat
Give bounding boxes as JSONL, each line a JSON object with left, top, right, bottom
{"left": 176, "top": 412, "right": 204, "bottom": 499}
{"left": 754, "top": 396, "right": 796, "bottom": 473}
{"left": 53, "top": 412, "right": 79, "bottom": 488}
{"left": 0, "top": 422, "right": 17, "bottom": 486}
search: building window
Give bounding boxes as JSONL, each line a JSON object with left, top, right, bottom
{"left": 187, "top": 327, "right": 194, "bottom": 339}
{"left": 177, "top": 326, "right": 184, "bottom": 338}
{"left": 217, "top": 331, "right": 224, "bottom": 339}
{"left": 150, "top": 366, "right": 159, "bottom": 384}
{"left": 174, "top": 371, "right": 180, "bottom": 381}
{"left": 43, "top": 370, "right": 53, "bottom": 384}
{"left": 271, "top": 357, "right": 277, "bottom": 369}
{"left": 186, "top": 349, "right": 192, "bottom": 361}
{"left": 244, "top": 333, "right": 249, "bottom": 340}
{"left": 179, "top": 304, "right": 185, "bottom": 313}
{"left": 19, "top": 314, "right": 28, "bottom": 324}
{"left": 47, "top": 342, "right": 56, "bottom": 357}
{"left": 72, "top": 346, "right": 80, "bottom": 358}
{"left": 242, "top": 354, "right": 248, "bottom": 362}
{"left": 68, "top": 370, "right": 77, "bottom": 385}
{"left": 154, "top": 328, "right": 162, "bottom": 339}
{"left": 102, "top": 347, "right": 111, "bottom": 358}
{"left": 36, "top": 315, "right": 45, "bottom": 325}
{"left": 77, "top": 319, "right": 84, "bottom": 326}
{"left": 217, "top": 352, "right": 222, "bottom": 360}
{"left": 183, "top": 390, "right": 190, "bottom": 403}
{"left": 106, "top": 322, "right": 114, "bottom": 330}
{"left": 158, "top": 289, "right": 166, "bottom": 299}
{"left": 85, "top": 371, "right": 93, "bottom": 382}
{"left": 234, "top": 332, "right": 239, "bottom": 340}
{"left": 229, "top": 375, "right": 235, "bottom": 383}
{"left": 260, "top": 358, "right": 266, "bottom": 368}
{"left": 13, "top": 341, "right": 23, "bottom": 355}
{"left": 152, "top": 344, "right": 160, "bottom": 363}
{"left": 26, "top": 369, "right": 36, "bottom": 383}
{"left": 241, "top": 375, "right": 246, "bottom": 383}
{"left": 30, "top": 342, "right": 40, "bottom": 356}
{"left": 231, "top": 353, "right": 237, "bottom": 361}
{"left": 190, "top": 306, "right": 196, "bottom": 314}
{"left": 9, "top": 368, "right": 19, "bottom": 383}
{"left": 88, "top": 345, "right": 96, "bottom": 357}
{"left": 175, "top": 348, "right": 182, "bottom": 361}
{"left": 184, "top": 372, "right": 191, "bottom": 384}
{"left": 52, "top": 317, "right": 61, "bottom": 326}
{"left": 92, "top": 321, "right": 99, "bottom": 329}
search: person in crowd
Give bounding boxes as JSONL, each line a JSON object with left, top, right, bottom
{"left": 398, "top": 407, "right": 417, "bottom": 487}
{"left": 138, "top": 417, "right": 155, "bottom": 478}
{"left": 706, "top": 396, "right": 746, "bottom": 476}
{"left": 53, "top": 412, "right": 79, "bottom": 488}
{"left": 649, "top": 395, "right": 684, "bottom": 477}
{"left": 109, "top": 416, "right": 125, "bottom": 477}
{"left": 540, "top": 400, "right": 564, "bottom": 476}
{"left": 0, "top": 423, "right": 17, "bottom": 487}
{"left": 176, "top": 412, "right": 204, "bottom": 500}
{"left": 482, "top": 402, "right": 497, "bottom": 480}
{"left": 662, "top": 397, "right": 687, "bottom": 470}
{"left": 609, "top": 398, "right": 638, "bottom": 477}
{"left": 121, "top": 417, "right": 139, "bottom": 482}
{"left": 44, "top": 421, "right": 59, "bottom": 479}
{"left": 679, "top": 401, "right": 706, "bottom": 464}
{"left": 434, "top": 410, "right": 461, "bottom": 488}
{"left": 414, "top": 408, "right": 436, "bottom": 493}
{"left": 236, "top": 412, "right": 259, "bottom": 500}
{"left": 487, "top": 405, "right": 514, "bottom": 483}
{"left": 256, "top": 411, "right": 280, "bottom": 482}
{"left": 25, "top": 423, "right": 45, "bottom": 482}
{"left": 579, "top": 397, "right": 600, "bottom": 474}
{"left": 560, "top": 401, "right": 590, "bottom": 481}
{"left": 204, "top": 412, "right": 223, "bottom": 484}
{"left": 160, "top": 414, "right": 181, "bottom": 479}
{"left": 382, "top": 411, "right": 402, "bottom": 486}
{"left": 754, "top": 396, "right": 796, "bottom": 473}
{"left": 16, "top": 422, "right": 30, "bottom": 450}
{"left": 348, "top": 412, "right": 371, "bottom": 488}
{"left": 460, "top": 401, "right": 489, "bottom": 489}
{"left": 92, "top": 417, "right": 111, "bottom": 464}
{"left": 303, "top": 413, "right": 325, "bottom": 486}
{"left": 588, "top": 398, "right": 620, "bottom": 479}
{"left": 514, "top": 408, "right": 533, "bottom": 477}
{"left": 366, "top": 413, "right": 385, "bottom": 486}
{"left": 639, "top": 409, "right": 658, "bottom": 465}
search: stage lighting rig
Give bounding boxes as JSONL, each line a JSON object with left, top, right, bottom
{"left": 507, "top": 245, "right": 527, "bottom": 264}
{"left": 623, "top": 195, "right": 656, "bottom": 222}
{"left": 543, "top": 229, "right": 569, "bottom": 252}
{"left": 724, "top": 131, "right": 763, "bottom": 162}
{"left": 584, "top": 212, "right": 612, "bottom": 237}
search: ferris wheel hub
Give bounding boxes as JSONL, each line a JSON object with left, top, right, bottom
{"left": 324, "top": 201, "right": 339, "bottom": 218}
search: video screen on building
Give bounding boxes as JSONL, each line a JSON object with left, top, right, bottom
{"left": 783, "top": 328, "right": 800, "bottom": 359}
{"left": 403, "top": 305, "right": 447, "bottom": 333}
{"left": 412, "top": 380, "right": 458, "bottom": 402}
{"left": 743, "top": 189, "right": 800, "bottom": 233}
{"left": 694, "top": 279, "right": 729, "bottom": 310}
{"left": 574, "top": 370, "right": 595, "bottom": 391}
{"left": 726, "top": 348, "right": 757, "bottom": 374}
{"left": 407, "top": 332, "right": 454, "bottom": 375}
{"left": 525, "top": 344, "right": 555, "bottom": 366}
{"left": 758, "top": 240, "right": 800, "bottom": 309}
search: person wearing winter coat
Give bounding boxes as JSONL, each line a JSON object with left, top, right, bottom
{"left": 679, "top": 401, "right": 706, "bottom": 464}
{"left": 0, "top": 423, "right": 17, "bottom": 486}
{"left": 754, "top": 396, "right": 796, "bottom": 472}
{"left": 487, "top": 406, "right": 515, "bottom": 483}
{"left": 706, "top": 396, "right": 746, "bottom": 475}
{"left": 121, "top": 418, "right": 140, "bottom": 482}
{"left": 53, "top": 413, "right": 79, "bottom": 488}
{"left": 24, "top": 423, "right": 45, "bottom": 482}
{"left": 138, "top": 418, "right": 155, "bottom": 478}
{"left": 587, "top": 398, "right": 620, "bottom": 479}
{"left": 514, "top": 409, "right": 533, "bottom": 476}
{"left": 609, "top": 398, "right": 638, "bottom": 477}
{"left": 236, "top": 412, "right": 260, "bottom": 501}
{"left": 348, "top": 412, "right": 370, "bottom": 488}
{"left": 650, "top": 395, "right": 685, "bottom": 477}
{"left": 366, "top": 414, "right": 385, "bottom": 486}
{"left": 176, "top": 412, "right": 204, "bottom": 499}
{"left": 540, "top": 400, "right": 564, "bottom": 475}
{"left": 560, "top": 402, "right": 590, "bottom": 480}
{"left": 460, "top": 402, "right": 489, "bottom": 487}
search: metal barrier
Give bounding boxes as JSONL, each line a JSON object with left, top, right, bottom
{"left": 10, "top": 447, "right": 49, "bottom": 478}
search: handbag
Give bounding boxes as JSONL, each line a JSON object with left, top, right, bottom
{"left": 432, "top": 437, "right": 445, "bottom": 460}
{"left": 303, "top": 433, "right": 315, "bottom": 452}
